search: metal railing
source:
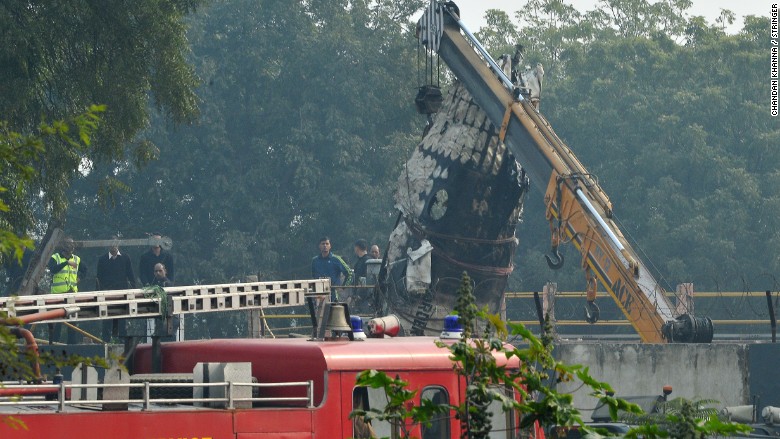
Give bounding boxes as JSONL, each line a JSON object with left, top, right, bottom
{"left": 505, "top": 291, "right": 776, "bottom": 299}
{"left": 257, "top": 289, "right": 778, "bottom": 324}
{"left": 507, "top": 319, "right": 773, "bottom": 326}
{"left": 0, "top": 379, "right": 315, "bottom": 411}
{"left": 504, "top": 289, "right": 780, "bottom": 341}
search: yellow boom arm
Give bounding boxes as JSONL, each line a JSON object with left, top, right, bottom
{"left": 417, "top": 1, "right": 712, "bottom": 342}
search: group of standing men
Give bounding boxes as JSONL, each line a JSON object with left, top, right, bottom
{"left": 311, "top": 236, "right": 381, "bottom": 300}
{"left": 46, "top": 234, "right": 175, "bottom": 343}
{"left": 43, "top": 234, "right": 376, "bottom": 341}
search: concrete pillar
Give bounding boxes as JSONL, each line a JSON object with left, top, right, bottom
{"left": 676, "top": 283, "right": 694, "bottom": 315}
{"left": 543, "top": 282, "right": 557, "bottom": 322}
{"left": 542, "top": 282, "right": 558, "bottom": 338}
{"left": 244, "top": 275, "right": 262, "bottom": 338}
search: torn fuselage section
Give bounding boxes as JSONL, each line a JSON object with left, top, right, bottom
{"left": 376, "top": 82, "right": 529, "bottom": 335}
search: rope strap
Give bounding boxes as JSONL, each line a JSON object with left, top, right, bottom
{"left": 498, "top": 103, "right": 514, "bottom": 144}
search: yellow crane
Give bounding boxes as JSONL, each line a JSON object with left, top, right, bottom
{"left": 416, "top": 1, "right": 712, "bottom": 342}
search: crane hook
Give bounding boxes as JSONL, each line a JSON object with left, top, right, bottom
{"left": 545, "top": 247, "right": 564, "bottom": 270}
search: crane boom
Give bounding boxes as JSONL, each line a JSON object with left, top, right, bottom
{"left": 418, "top": 1, "right": 712, "bottom": 342}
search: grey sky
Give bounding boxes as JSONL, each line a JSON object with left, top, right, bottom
{"left": 454, "top": 0, "right": 769, "bottom": 34}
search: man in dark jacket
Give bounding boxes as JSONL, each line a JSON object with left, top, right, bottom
{"left": 96, "top": 240, "right": 136, "bottom": 341}
{"left": 139, "top": 233, "right": 174, "bottom": 286}
{"left": 96, "top": 242, "right": 136, "bottom": 290}
{"left": 151, "top": 262, "right": 177, "bottom": 340}
{"left": 352, "top": 239, "right": 370, "bottom": 284}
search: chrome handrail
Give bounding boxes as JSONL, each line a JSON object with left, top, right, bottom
{"left": 0, "top": 379, "right": 316, "bottom": 411}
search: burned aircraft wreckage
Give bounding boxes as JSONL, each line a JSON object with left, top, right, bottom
{"left": 367, "top": 0, "right": 712, "bottom": 342}
{"left": 372, "top": 82, "right": 532, "bottom": 335}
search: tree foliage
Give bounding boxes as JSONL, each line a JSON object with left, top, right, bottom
{"left": 1, "top": 0, "right": 769, "bottom": 329}
{"left": 65, "top": 0, "right": 424, "bottom": 288}
{"left": 0, "top": 107, "right": 104, "bottom": 263}
{"left": 483, "top": 0, "right": 776, "bottom": 294}
{"left": 0, "top": 0, "right": 203, "bottom": 235}
{"left": 351, "top": 272, "right": 750, "bottom": 438}
{"left": 0, "top": 113, "right": 111, "bottom": 433}
{"left": 351, "top": 271, "right": 642, "bottom": 438}
{"left": 623, "top": 397, "right": 751, "bottom": 438}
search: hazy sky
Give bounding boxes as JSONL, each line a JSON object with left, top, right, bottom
{"left": 455, "top": 0, "right": 770, "bottom": 33}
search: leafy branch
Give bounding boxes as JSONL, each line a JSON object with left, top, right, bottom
{"left": 623, "top": 398, "right": 752, "bottom": 438}
{"left": 350, "top": 271, "right": 642, "bottom": 438}
{"left": 351, "top": 370, "right": 449, "bottom": 439}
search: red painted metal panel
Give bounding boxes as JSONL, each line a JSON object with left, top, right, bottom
{"left": 311, "top": 373, "right": 343, "bottom": 437}
{"left": 236, "top": 434, "right": 311, "bottom": 439}
{"left": 233, "top": 375, "right": 339, "bottom": 436}
{"left": 233, "top": 408, "right": 313, "bottom": 434}
{"left": 11, "top": 410, "right": 235, "bottom": 439}
{"left": 133, "top": 338, "right": 519, "bottom": 375}
{"left": 134, "top": 338, "right": 330, "bottom": 404}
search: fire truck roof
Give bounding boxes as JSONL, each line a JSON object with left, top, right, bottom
{"left": 135, "top": 336, "right": 520, "bottom": 376}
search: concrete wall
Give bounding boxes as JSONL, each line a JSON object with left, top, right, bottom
{"left": 554, "top": 342, "right": 750, "bottom": 420}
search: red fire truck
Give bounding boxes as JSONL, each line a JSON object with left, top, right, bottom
{"left": 1, "top": 336, "right": 543, "bottom": 439}
{"left": 0, "top": 272, "right": 543, "bottom": 438}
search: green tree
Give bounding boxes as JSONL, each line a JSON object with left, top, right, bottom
{"left": 624, "top": 398, "right": 750, "bottom": 438}
{"left": 0, "top": 112, "right": 110, "bottom": 433}
{"left": 498, "top": 1, "right": 776, "bottom": 304}
{"left": 0, "top": 1, "right": 203, "bottom": 238}
{"left": 540, "top": 14, "right": 773, "bottom": 291}
{"left": 0, "top": 107, "right": 103, "bottom": 262}
{"left": 352, "top": 271, "right": 641, "bottom": 438}
{"left": 352, "top": 272, "right": 750, "bottom": 438}
{"left": 65, "top": 0, "right": 424, "bottom": 288}
{"left": 513, "top": 0, "right": 594, "bottom": 78}
{"left": 475, "top": 9, "right": 520, "bottom": 55}
{"left": 587, "top": 0, "right": 693, "bottom": 39}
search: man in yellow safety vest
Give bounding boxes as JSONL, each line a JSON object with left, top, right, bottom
{"left": 47, "top": 238, "right": 86, "bottom": 343}
{"left": 49, "top": 238, "right": 84, "bottom": 293}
